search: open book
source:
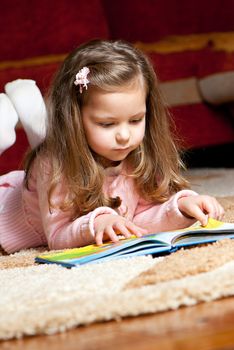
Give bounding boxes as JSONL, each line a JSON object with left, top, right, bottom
{"left": 35, "top": 218, "right": 234, "bottom": 268}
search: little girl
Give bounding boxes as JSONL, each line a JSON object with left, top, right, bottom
{"left": 0, "top": 39, "right": 223, "bottom": 254}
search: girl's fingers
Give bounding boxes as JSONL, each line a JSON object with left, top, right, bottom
{"left": 202, "top": 199, "right": 216, "bottom": 218}
{"left": 95, "top": 216, "right": 148, "bottom": 246}
{"left": 113, "top": 222, "right": 132, "bottom": 238}
{"left": 219, "top": 205, "right": 225, "bottom": 220}
{"left": 210, "top": 198, "right": 222, "bottom": 219}
{"left": 194, "top": 197, "right": 224, "bottom": 225}
{"left": 185, "top": 204, "right": 208, "bottom": 226}
{"left": 105, "top": 226, "right": 119, "bottom": 243}
{"left": 125, "top": 221, "right": 147, "bottom": 237}
{"left": 215, "top": 201, "right": 224, "bottom": 220}
{"left": 113, "top": 220, "right": 147, "bottom": 239}
{"left": 95, "top": 230, "right": 104, "bottom": 245}
{"left": 196, "top": 212, "right": 208, "bottom": 226}
{"left": 203, "top": 197, "right": 224, "bottom": 221}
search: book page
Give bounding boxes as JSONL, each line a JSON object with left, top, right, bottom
{"left": 148, "top": 218, "right": 234, "bottom": 246}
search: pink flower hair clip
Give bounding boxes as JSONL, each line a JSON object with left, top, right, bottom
{"left": 74, "top": 67, "right": 90, "bottom": 93}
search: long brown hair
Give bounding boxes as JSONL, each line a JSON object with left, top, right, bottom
{"left": 25, "top": 39, "right": 188, "bottom": 219}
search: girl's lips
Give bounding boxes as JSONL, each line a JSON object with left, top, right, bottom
{"left": 114, "top": 149, "right": 129, "bottom": 152}
{"left": 114, "top": 147, "right": 130, "bottom": 151}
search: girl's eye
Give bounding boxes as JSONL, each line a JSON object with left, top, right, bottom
{"left": 130, "top": 118, "right": 143, "bottom": 124}
{"left": 98, "top": 123, "right": 114, "bottom": 128}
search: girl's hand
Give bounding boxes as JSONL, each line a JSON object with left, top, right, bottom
{"left": 178, "top": 195, "right": 224, "bottom": 226}
{"left": 94, "top": 214, "right": 148, "bottom": 245}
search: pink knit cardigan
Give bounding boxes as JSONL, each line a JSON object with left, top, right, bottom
{"left": 0, "top": 161, "right": 197, "bottom": 253}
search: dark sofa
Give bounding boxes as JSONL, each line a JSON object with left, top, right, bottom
{"left": 0, "top": 0, "right": 234, "bottom": 174}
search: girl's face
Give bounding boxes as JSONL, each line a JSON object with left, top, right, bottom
{"left": 82, "top": 80, "right": 146, "bottom": 165}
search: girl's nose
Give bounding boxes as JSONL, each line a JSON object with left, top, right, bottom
{"left": 116, "top": 127, "right": 130, "bottom": 144}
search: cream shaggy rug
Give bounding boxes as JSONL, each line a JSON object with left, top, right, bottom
{"left": 0, "top": 169, "right": 234, "bottom": 340}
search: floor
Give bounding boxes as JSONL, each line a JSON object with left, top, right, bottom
{"left": 4, "top": 296, "right": 234, "bottom": 349}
